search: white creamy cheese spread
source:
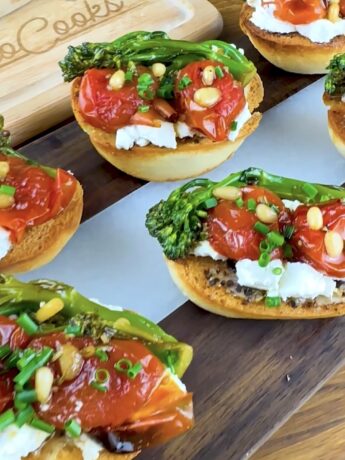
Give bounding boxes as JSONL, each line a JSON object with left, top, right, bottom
{"left": 192, "top": 240, "right": 227, "bottom": 261}
{"left": 0, "top": 423, "right": 50, "bottom": 460}
{"left": 74, "top": 434, "right": 103, "bottom": 460}
{"left": 0, "top": 226, "right": 11, "bottom": 260}
{"left": 247, "top": 0, "right": 345, "bottom": 43}
{"left": 282, "top": 199, "right": 302, "bottom": 211}
{"left": 115, "top": 104, "right": 250, "bottom": 150}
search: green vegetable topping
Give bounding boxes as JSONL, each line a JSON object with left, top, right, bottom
{"left": 30, "top": 418, "right": 55, "bottom": 434}
{"left": 247, "top": 198, "right": 256, "bottom": 212}
{"left": 272, "top": 267, "right": 283, "bottom": 276}
{"left": 125, "top": 70, "right": 134, "bottom": 81}
{"left": 283, "top": 243, "right": 293, "bottom": 259}
{"left": 16, "top": 313, "right": 38, "bottom": 336}
{"left": 267, "top": 231, "right": 285, "bottom": 247}
{"left": 235, "top": 197, "right": 244, "bottom": 208}
{"left": 215, "top": 65, "right": 224, "bottom": 78}
{"left": 265, "top": 296, "right": 282, "bottom": 307}
{"left": 254, "top": 222, "right": 270, "bottom": 235}
{"left": 325, "top": 53, "right": 345, "bottom": 96}
{"left": 230, "top": 121, "right": 238, "bottom": 131}
{"left": 178, "top": 75, "right": 192, "bottom": 90}
{"left": 16, "top": 405, "right": 35, "bottom": 428}
{"left": 59, "top": 31, "right": 256, "bottom": 85}
{"left": 64, "top": 419, "right": 81, "bottom": 438}
{"left": 138, "top": 104, "right": 150, "bottom": 113}
{"left": 0, "top": 409, "right": 15, "bottom": 432}
{"left": 258, "top": 252, "right": 270, "bottom": 268}
{"left": 0, "top": 184, "right": 15, "bottom": 196}
{"left": 114, "top": 358, "right": 143, "bottom": 379}
{"left": 283, "top": 225, "right": 295, "bottom": 240}
{"left": 90, "top": 381, "right": 108, "bottom": 392}
{"left": 137, "top": 73, "right": 155, "bottom": 100}
{"left": 95, "top": 348, "right": 108, "bottom": 362}
{"left": 0, "top": 344, "right": 11, "bottom": 360}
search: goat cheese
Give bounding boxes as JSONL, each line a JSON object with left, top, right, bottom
{"left": 192, "top": 241, "right": 226, "bottom": 261}
{"left": 0, "top": 424, "right": 50, "bottom": 460}
{"left": 0, "top": 227, "right": 11, "bottom": 260}
{"left": 116, "top": 122, "right": 177, "bottom": 150}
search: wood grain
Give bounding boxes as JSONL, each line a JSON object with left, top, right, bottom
{"left": 14, "top": 1, "right": 345, "bottom": 459}
{"left": 1, "top": 0, "right": 222, "bottom": 145}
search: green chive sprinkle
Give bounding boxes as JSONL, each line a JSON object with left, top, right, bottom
{"left": 265, "top": 296, "right": 282, "bottom": 307}
{"left": 203, "top": 197, "right": 218, "bottom": 209}
{"left": 235, "top": 197, "right": 244, "bottom": 208}
{"left": 16, "top": 405, "right": 34, "bottom": 428}
{"left": 14, "top": 347, "right": 53, "bottom": 387}
{"left": 0, "top": 344, "right": 11, "bottom": 360}
{"left": 178, "top": 75, "right": 192, "bottom": 90}
{"left": 254, "top": 222, "right": 270, "bottom": 235}
{"left": 302, "top": 182, "right": 318, "bottom": 199}
{"left": 283, "top": 225, "right": 295, "bottom": 240}
{"left": 64, "top": 419, "right": 81, "bottom": 438}
{"left": 215, "top": 66, "right": 224, "bottom": 78}
{"left": 15, "top": 389, "right": 37, "bottom": 405}
{"left": 267, "top": 231, "right": 285, "bottom": 247}
{"left": 272, "top": 267, "right": 283, "bottom": 276}
{"left": 16, "top": 313, "right": 38, "bottom": 336}
{"left": 17, "top": 349, "right": 36, "bottom": 370}
{"left": 247, "top": 198, "right": 256, "bottom": 212}
{"left": 114, "top": 358, "right": 132, "bottom": 373}
{"left": 64, "top": 324, "right": 82, "bottom": 336}
{"left": 258, "top": 252, "right": 270, "bottom": 267}
{"left": 30, "top": 418, "right": 55, "bottom": 434}
{"left": 4, "top": 349, "right": 21, "bottom": 369}
{"left": 125, "top": 70, "right": 133, "bottom": 81}
{"left": 95, "top": 348, "right": 108, "bottom": 362}
{"left": 138, "top": 105, "right": 150, "bottom": 113}
{"left": 231, "top": 121, "right": 238, "bottom": 131}
{"left": 0, "top": 409, "right": 15, "bottom": 432}
{"left": 95, "top": 368, "right": 110, "bottom": 384}
{"left": 127, "top": 362, "right": 143, "bottom": 379}
{"left": 283, "top": 243, "right": 293, "bottom": 259}
{"left": 137, "top": 73, "right": 155, "bottom": 100}
{"left": 0, "top": 184, "right": 16, "bottom": 196}
{"left": 90, "top": 381, "right": 107, "bottom": 392}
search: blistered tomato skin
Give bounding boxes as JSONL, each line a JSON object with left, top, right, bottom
{"left": 291, "top": 200, "right": 345, "bottom": 278}
{"left": 0, "top": 155, "right": 76, "bottom": 243}
{"left": 0, "top": 315, "right": 29, "bottom": 349}
{"left": 175, "top": 60, "right": 246, "bottom": 141}
{"left": 208, "top": 186, "right": 286, "bottom": 260}
{"left": 29, "top": 334, "right": 165, "bottom": 431}
{"left": 273, "top": 0, "right": 327, "bottom": 24}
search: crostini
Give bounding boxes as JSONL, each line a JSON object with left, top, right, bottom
{"left": 0, "top": 117, "right": 82, "bottom": 273}
{"left": 60, "top": 31, "right": 263, "bottom": 182}
{"left": 0, "top": 276, "right": 193, "bottom": 459}
{"left": 146, "top": 168, "right": 345, "bottom": 319}
{"left": 324, "top": 52, "right": 345, "bottom": 157}
{"left": 240, "top": 0, "right": 345, "bottom": 74}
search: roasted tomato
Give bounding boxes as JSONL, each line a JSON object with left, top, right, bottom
{"left": 273, "top": 0, "right": 327, "bottom": 24}
{"left": 0, "top": 155, "right": 76, "bottom": 243}
{"left": 30, "top": 333, "right": 165, "bottom": 431}
{"left": 291, "top": 200, "right": 345, "bottom": 278}
{"left": 0, "top": 370, "right": 15, "bottom": 413}
{"left": 208, "top": 186, "right": 288, "bottom": 260}
{"left": 341, "top": 0, "right": 345, "bottom": 17}
{"left": 175, "top": 60, "right": 246, "bottom": 141}
{"left": 0, "top": 315, "right": 29, "bottom": 349}
{"left": 78, "top": 68, "right": 160, "bottom": 132}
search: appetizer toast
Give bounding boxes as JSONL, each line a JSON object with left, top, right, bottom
{"left": 0, "top": 118, "right": 82, "bottom": 273}
{"left": 146, "top": 168, "right": 345, "bottom": 319}
{"left": 0, "top": 277, "right": 193, "bottom": 459}
{"left": 240, "top": 1, "right": 345, "bottom": 74}
{"left": 61, "top": 31, "right": 263, "bottom": 182}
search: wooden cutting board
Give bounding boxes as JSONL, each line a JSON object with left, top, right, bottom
{"left": 0, "top": 0, "right": 222, "bottom": 145}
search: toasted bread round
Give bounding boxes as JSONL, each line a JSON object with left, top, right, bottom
{"left": 71, "top": 74, "right": 263, "bottom": 182}
{"left": 0, "top": 181, "right": 83, "bottom": 274}
{"left": 240, "top": 4, "right": 345, "bottom": 74}
{"left": 166, "top": 256, "right": 345, "bottom": 319}
{"left": 25, "top": 435, "right": 138, "bottom": 460}
{"left": 327, "top": 109, "right": 345, "bottom": 158}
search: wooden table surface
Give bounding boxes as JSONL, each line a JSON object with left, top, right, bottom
{"left": 15, "top": 1, "right": 345, "bottom": 459}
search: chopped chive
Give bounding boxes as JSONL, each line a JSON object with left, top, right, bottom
{"left": 15, "top": 389, "right": 37, "bottom": 404}
{"left": 259, "top": 240, "right": 270, "bottom": 253}
{"left": 0, "top": 184, "right": 16, "bottom": 196}
{"left": 137, "top": 73, "right": 155, "bottom": 100}
{"left": 254, "top": 222, "right": 270, "bottom": 235}
{"left": 258, "top": 252, "right": 270, "bottom": 267}
{"left": 0, "top": 344, "right": 11, "bottom": 359}
{"left": 17, "top": 349, "right": 36, "bottom": 370}
{"left": 302, "top": 182, "right": 318, "bottom": 199}
{"left": 16, "top": 405, "right": 34, "bottom": 428}
{"left": 0, "top": 409, "right": 15, "bottom": 432}
{"left": 16, "top": 313, "right": 38, "bottom": 336}
{"left": 4, "top": 349, "right": 21, "bottom": 369}
{"left": 247, "top": 198, "right": 256, "bottom": 212}
{"left": 64, "top": 324, "right": 81, "bottom": 336}
{"left": 230, "top": 121, "right": 238, "bottom": 131}
{"left": 64, "top": 419, "right": 81, "bottom": 438}
{"left": 178, "top": 75, "right": 192, "bottom": 90}
{"left": 90, "top": 381, "right": 107, "bottom": 392}
{"left": 14, "top": 398, "right": 27, "bottom": 411}
{"left": 283, "top": 243, "right": 293, "bottom": 259}
{"left": 125, "top": 70, "right": 133, "bottom": 81}
{"left": 30, "top": 418, "right": 55, "bottom": 434}
{"left": 320, "top": 194, "right": 331, "bottom": 203}
{"left": 283, "top": 225, "right": 295, "bottom": 240}
{"left": 235, "top": 197, "right": 244, "bottom": 208}
{"left": 138, "top": 105, "right": 150, "bottom": 113}
{"left": 114, "top": 358, "right": 132, "bottom": 373}
{"left": 265, "top": 296, "right": 282, "bottom": 307}
{"left": 95, "top": 368, "right": 110, "bottom": 384}
{"left": 215, "top": 66, "right": 224, "bottom": 78}
{"left": 267, "top": 231, "right": 285, "bottom": 247}
{"left": 95, "top": 348, "right": 108, "bottom": 362}
{"left": 203, "top": 197, "right": 218, "bottom": 209}
{"left": 272, "top": 267, "right": 283, "bottom": 276}
{"left": 127, "top": 362, "right": 143, "bottom": 379}
{"left": 14, "top": 347, "right": 53, "bottom": 387}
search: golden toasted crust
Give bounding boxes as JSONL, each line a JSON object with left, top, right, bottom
{"left": 25, "top": 435, "right": 139, "bottom": 460}
{"left": 165, "top": 256, "right": 345, "bottom": 319}
{"left": 0, "top": 181, "right": 83, "bottom": 274}
{"left": 240, "top": 4, "right": 345, "bottom": 74}
{"left": 71, "top": 74, "right": 263, "bottom": 182}
{"left": 327, "top": 108, "right": 345, "bottom": 158}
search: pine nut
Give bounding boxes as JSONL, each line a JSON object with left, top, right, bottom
{"left": 213, "top": 186, "right": 242, "bottom": 201}
{"left": 328, "top": 0, "right": 340, "bottom": 22}
{"left": 0, "top": 194, "right": 14, "bottom": 209}
{"left": 194, "top": 87, "right": 221, "bottom": 108}
{"left": 0, "top": 162, "right": 9, "bottom": 180}
{"left": 81, "top": 345, "right": 96, "bottom": 358}
{"left": 324, "top": 231, "right": 344, "bottom": 258}
{"left": 307, "top": 206, "right": 323, "bottom": 230}
{"left": 59, "top": 344, "right": 84, "bottom": 382}
{"left": 202, "top": 66, "right": 216, "bottom": 86}
{"left": 36, "top": 298, "right": 64, "bottom": 323}
{"left": 109, "top": 70, "right": 125, "bottom": 90}
{"left": 152, "top": 63, "right": 166, "bottom": 78}
{"left": 35, "top": 367, "right": 54, "bottom": 404}
{"left": 255, "top": 203, "right": 278, "bottom": 224}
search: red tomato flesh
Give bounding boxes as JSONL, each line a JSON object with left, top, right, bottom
{"left": 29, "top": 333, "right": 165, "bottom": 431}
{"left": 0, "top": 155, "right": 76, "bottom": 243}
{"left": 208, "top": 186, "right": 287, "bottom": 260}
{"left": 273, "top": 0, "right": 327, "bottom": 24}
{"left": 0, "top": 315, "right": 29, "bottom": 349}
{"left": 291, "top": 200, "right": 345, "bottom": 278}
{"left": 175, "top": 60, "right": 245, "bottom": 141}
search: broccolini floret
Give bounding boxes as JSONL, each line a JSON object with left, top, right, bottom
{"left": 325, "top": 53, "right": 345, "bottom": 96}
